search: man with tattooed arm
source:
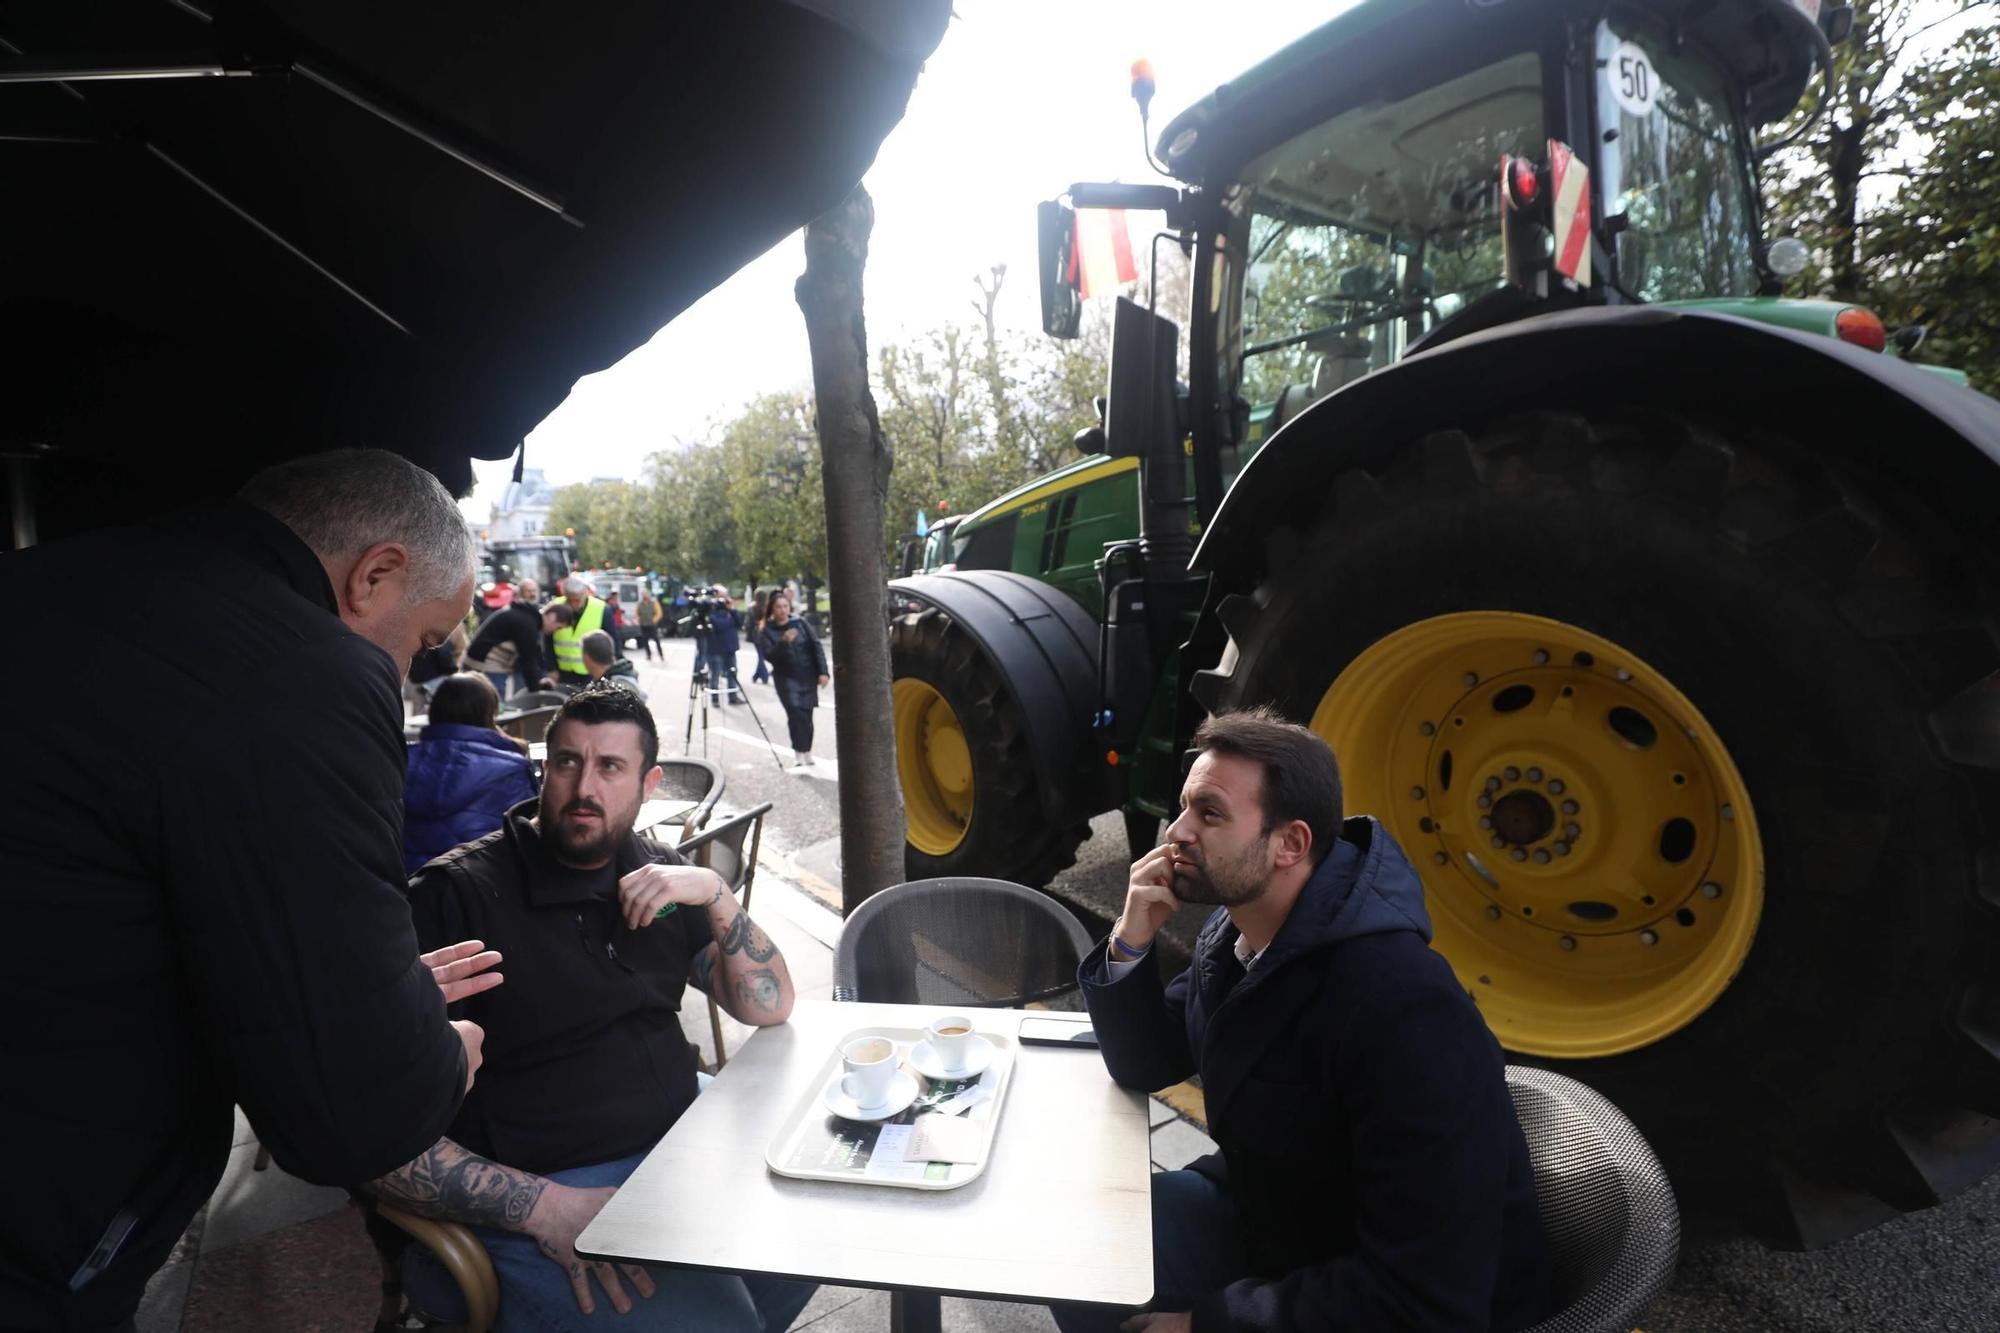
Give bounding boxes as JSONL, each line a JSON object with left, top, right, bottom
{"left": 374, "top": 682, "right": 813, "bottom": 1331}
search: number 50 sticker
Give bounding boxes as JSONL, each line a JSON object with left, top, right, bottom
{"left": 1609, "top": 41, "right": 1659, "bottom": 117}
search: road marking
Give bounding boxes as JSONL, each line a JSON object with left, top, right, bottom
{"left": 695, "top": 724, "right": 839, "bottom": 780}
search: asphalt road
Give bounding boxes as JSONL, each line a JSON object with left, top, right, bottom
{"left": 623, "top": 636, "right": 2000, "bottom": 1332}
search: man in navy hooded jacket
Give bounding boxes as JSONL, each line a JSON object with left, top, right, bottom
{"left": 1054, "top": 707, "right": 1551, "bottom": 1333}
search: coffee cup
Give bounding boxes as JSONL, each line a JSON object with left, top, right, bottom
{"left": 840, "top": 1035, "right": 898, "bottom": 1108}
{"left": 926, "top": 1014, "right": 975, "bottom": 1071}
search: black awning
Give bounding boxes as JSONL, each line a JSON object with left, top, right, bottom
{"left": 0, "top": 0, "right": 951, "bottom": 538}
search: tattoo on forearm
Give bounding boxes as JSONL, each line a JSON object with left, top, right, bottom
{"left": 368, "top": 1139, "right": 546, "bottom": 1231}
{"left": 734, "top": 967, "right": 782, "bottom": 1014}
{"left": 719, "top": 912, "right": 777, "bottom": 963}
{"left": 691, "top": 943, "right": 718, "bottom": 992}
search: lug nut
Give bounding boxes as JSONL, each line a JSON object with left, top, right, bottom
{"left": 1504, "top": 765, "right": 1521, "bottom": 781}
{"left": 1411, "top": 786, "right": 1426, "bottom": 800}
{"left": 1533, "top": 849, "right": 1550, "bottom": 864}
{"left": 1532, "top": 649, "right": 1550, "bottom": 665}
{"left": 1479, "top": 816, "right": 1494, "bottom": 830}
{"left": 1561, "top": 799, "right": 1580, "bottom": 815}
{"left": 1434, "top": 852, "right": 1450, "bottom": 866}
{"left": 1564, "top": 822, "right": 1581, "bottom": 840}
{"left": 1509, "top": 848, "right": 1527, "bottom": 862}
{"left": 1615, "top": 668, "right": 1632, "bottom": 681}
{"left": 1485, "top": 905, "right": 1502, "bottom": 921}
{"left": 1485, "top": 776, "right": 1502, "bottom": 792}
{"left": 1421, "top": 721, "right": 1436, "bottom": 736}
{"left": 1559, "top": 935, "right": 1577, "bottom": 951}
{"left": 1491, "top": 836, "right": 1505, "bottom": 849}
{"left": 1554, "top": 842, "right": 1571, "bottom": 856}
{"left": 1477, "top": 795, "right": 1492, "bottom": 809}
{"left": 1701, "top": 882, "right": 1722, "bottom": 898}
{"left": 1640, "top": 929, "right": 1659, "bottom": 946}
{"left": 1548, "top": 779, "right": 1566, "bottom": 794}
{"left": 1526, "top": 767, "right": 1543, "bottom": 783}
{"left": 1464, "top": 671, "right": 1479, "bottom": 686}
{"left": 1721, "top": 804, "right": 1735, "bottom": 821}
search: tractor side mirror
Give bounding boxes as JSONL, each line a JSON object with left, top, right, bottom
{"left": 1038, "top": 200, "right": 1083, "bottom": 340}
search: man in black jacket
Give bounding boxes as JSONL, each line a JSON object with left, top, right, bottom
{"left": 0, "top": 448, "right": 497, "bottom": 1331}
{"left": 1054, "top": 708, "right": 1551, "bottom": 1333}
{"left": 467, "top": 586, "right": 561, "bottom": 697}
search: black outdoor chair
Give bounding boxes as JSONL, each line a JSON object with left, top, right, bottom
{"left": 831, "top": 876, "right": 1094, "bottom": 1010}
{"left": 1509, "top": 1066, "right": 1681, "bottom": 1333}
{"left": 505, "top": 688, "right": 568, "bottom": 710}
{"left": 653, "top": 756, "right": 725, "bottom": 836}
{"left": 496, "top": 704, "right": 562, "bottom": 744}
{"left": 674, "top": 802, "right": 773, "bottom": 1067}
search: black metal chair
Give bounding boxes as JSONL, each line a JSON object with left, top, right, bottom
{"left": 1509, "top": 1066, "right": 1681, "bottom": 1333}
{"left": 832, "top": 876, "right": 1095, "bottom": 1010}
{"left": 496, "top": 704, "right": 563, "bottom": 744}
{"left": 653, "top": 756, "right": 725, "bottom": 836}
{"left": 506, "top": 688, "right": 568, "bottom": 710}
{"left": 674, "top": 802, "right": 774, "bottom": 1067}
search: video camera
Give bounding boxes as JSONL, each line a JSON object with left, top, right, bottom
{"left": 677, "top": 586, "right": 733, "bottom": 636}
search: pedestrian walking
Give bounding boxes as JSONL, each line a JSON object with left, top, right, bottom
{"left": 637, "top": 587, "right": 663, "bottom": 661}
{"left": 757, "top": 591, "right": 829, "bottom": 766}
{"left": 748, "top": 588, "right": 773, "bottom": 684}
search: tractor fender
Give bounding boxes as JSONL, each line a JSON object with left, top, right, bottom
{"left": 888, "top": 570, "right": 1106, "bottom": 826}
{"left": 1194, "top": 304, "right": 2000, "bottom": 586}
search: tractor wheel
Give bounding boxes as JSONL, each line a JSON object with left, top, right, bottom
{"left": 890, "top": 606, "right": 1087, "bottom": 888}
{"left": 1192, "top": 408, "right": 2000, "bottom": 1247}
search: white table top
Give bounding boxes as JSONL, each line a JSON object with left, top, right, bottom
{"left": 576, "top": 999, "right": 1154, "bottom": 1308}
{"left": 633, "top": 797, "right": 699, "bottom": 832}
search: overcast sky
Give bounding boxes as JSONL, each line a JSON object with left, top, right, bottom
{"left": 460, "top": 0, "right": 1341, "bottom": 519}
{"left": 461, "top": 0, "right": 1987, "bottom": 522}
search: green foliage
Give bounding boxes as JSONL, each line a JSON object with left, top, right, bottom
{"left": 1763, "top": 0, "right": 2000, "bottom": 390}
{"left": 526, "top": 268, "right": 1114, "bottom": 581}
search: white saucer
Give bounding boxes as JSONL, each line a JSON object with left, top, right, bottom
{"left": 822, "top": 1069, "right": 920, "bottom": 1122}
{"left": 908, "top": 1034, "right": 995, "bottom": 1082}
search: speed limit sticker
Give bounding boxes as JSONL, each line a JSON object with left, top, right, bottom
{"left": 1608, "top": 41, "right": 1659, "bottom": 118}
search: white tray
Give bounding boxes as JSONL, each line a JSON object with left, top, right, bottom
{"left": 764, "top": 1024, "right": 1017, "bottom": 1191}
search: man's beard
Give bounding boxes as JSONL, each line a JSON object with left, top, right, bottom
{"left": 1170, "top": 838, "right": 1269, "bottom": 907}
{"left": 543, "top": 795, "right": 637, "bottom": 866}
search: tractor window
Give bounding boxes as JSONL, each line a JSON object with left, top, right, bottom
{"left": 1594, "top": 19, "right": 1758, "bottom": 300}
{"left": 1228, "top": 51, "right": 1545, "bottom": 410}
{"left": 953, "top": 514, "right": 1018, "bottom": 572}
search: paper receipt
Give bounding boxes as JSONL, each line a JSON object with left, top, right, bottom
{"left": 907, "top": 1113, "right": 984, "bottom": 1164}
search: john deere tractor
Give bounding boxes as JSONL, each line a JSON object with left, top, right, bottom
{"left": 888, "top": 0, "right": 2000, "bottom": 1246}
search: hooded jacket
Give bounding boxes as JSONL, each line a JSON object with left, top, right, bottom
{"left": 403, "top": 723, "right": 540, "bottom": 873}
{"left": 1080, "top": 818, "right": 1551, "bottom": 1333}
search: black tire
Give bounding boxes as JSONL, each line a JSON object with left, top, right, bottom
{"left": 890, "top": 606, "right": 1088, "bottom": 889}
{"left": 1192, "top": 408, "right": 2000, "bottom": 1247}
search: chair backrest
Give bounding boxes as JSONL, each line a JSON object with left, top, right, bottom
{"left": 832, "top": 877, "right": 1095, "bottom": 1009}
{"left": 508, "top": 689, "right": 568, "bottom": 710}
{"left": 675, "top": 802, "right": 772, "bottom": 899}
{"left": 654, "top": 757, "right": 726, "bottom": 833}
{"left": 1508, "top": 1066, "right": 1680, "bottom": 1333}
{"left": 498, "top": 704, "right": 563, "bottom": 743}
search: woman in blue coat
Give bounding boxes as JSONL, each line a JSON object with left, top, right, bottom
{"left": 403, "top": 673, "right": 539, "bottom": 872}
{"left": 756, "top": 592, "right": 830, "bottom": 767}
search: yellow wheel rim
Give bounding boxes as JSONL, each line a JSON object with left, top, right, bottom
{"left": 894, "top": 677, "right": 974, "bottom": 856}
{"left": 1314, "top": 612, "right": 1764, "bottom": 1058}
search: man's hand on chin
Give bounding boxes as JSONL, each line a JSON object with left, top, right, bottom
{"left": 1121, "top": 1312, "right": 1191, "bottom": 1333}
{"left": 526, "top": 1183, "right": 658, "bottom": 1315}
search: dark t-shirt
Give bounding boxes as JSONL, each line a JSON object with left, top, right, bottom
{"left": 406, "top": 802, "right": 713, "bottom": 1174}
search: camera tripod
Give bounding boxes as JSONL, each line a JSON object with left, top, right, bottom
{"left": 683, "top": 654, "right": 788, "bottom": 770}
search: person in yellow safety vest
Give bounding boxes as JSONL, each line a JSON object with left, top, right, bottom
{"left": 542, "top": 576, "right": 608, "bottom": 690}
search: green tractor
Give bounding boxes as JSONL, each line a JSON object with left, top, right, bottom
{"left": 888, "top": 0, "right": 2000, "bottom": 1246}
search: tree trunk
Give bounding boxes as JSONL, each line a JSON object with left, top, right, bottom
{"left": 795, "top": 183, "right": 906, "bottom": 911}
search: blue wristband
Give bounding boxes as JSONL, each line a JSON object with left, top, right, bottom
{"left": 1111, "top": 932, "right": 1151, "bottom": 961}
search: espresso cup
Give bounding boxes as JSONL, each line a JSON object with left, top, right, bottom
{"left": 926, "top": 1014, "right": 975, "bottom": 1071}
{"left": 840, "top": 1035, "right": 898, "bottom": 1108}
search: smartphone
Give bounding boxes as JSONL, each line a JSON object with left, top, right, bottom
{"left": 1018, "top": 1016, "right": 1099, "bottom": 1048}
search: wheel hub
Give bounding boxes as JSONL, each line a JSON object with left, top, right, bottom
{"left": 1311, "top": 611, "right": 1764, "bottom": 1059}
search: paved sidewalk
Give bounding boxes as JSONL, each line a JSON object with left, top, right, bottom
{"left": 140, "top": 844, "right": 1207, "bottom": 1332}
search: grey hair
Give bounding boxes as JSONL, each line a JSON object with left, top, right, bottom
{"left": 564, "top": 576, "right": 591, "bottom": 596}
{"left": 238, "top": 449, "right": 476, "bottom": 603}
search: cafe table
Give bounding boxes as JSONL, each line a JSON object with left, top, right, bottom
{"left": 576, "top": 998, "right": 1155, "bottom": 1332}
